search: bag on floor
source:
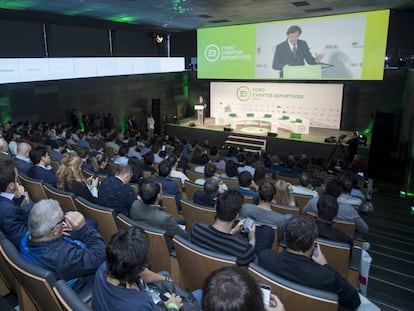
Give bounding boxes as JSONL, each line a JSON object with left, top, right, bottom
{"left": 359, "top": 249, "right": 372, "bottom": 296}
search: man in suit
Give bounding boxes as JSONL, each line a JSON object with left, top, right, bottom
{"left": 98, "top": 164, "right": 138, "bottom": 216}
{"left": 13, "top": 142, "right": 32, "bottom": 176}
{"left": 272, "top": 25, "right": 323, "bottom": 77}
{"left": 29, "top": 146, "right": 57, "bottom": 187}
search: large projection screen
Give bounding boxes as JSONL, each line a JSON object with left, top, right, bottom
{"left": 211, "top": 82, "right": 344, "bottom": 130}
{"left": 198, "top": 10, "right": 389, "bottom": 80}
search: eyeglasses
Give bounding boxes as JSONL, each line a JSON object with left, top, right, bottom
{"left": 54, "top": 216, "right": 65, "bottom": 228}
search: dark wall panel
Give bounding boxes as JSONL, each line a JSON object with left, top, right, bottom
{"left": 112, "top": 30, "right": 157, "bottom": 56}
{"left": 0, "top": 20, "right": 44, "bottom": 57}
{"left": 48, "top": 24, "right": 110, "bottom": 57}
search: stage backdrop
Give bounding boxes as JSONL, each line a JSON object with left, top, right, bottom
{"left": 210, "top": 82, "right": 343, "bottom": 129}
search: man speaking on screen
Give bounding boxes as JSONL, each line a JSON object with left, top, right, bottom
{"left": 272, "top": 25, "right": 323, "bottom": 77}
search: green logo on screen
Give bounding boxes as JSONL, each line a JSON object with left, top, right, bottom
{"left": 204, "top": 45, "right": 220, "bottom": 62}
{"left": 236, "top": 86, "right": 251, "bottom": 101}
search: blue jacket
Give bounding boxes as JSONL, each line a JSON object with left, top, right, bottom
{"left": 231, "top": 186, "right": 259, "bottom": 205}
{"left": 20, "top": 224, "right": 105, "bottom": 282}
{"left": 98, "top": 176, "right": 136, "bottom": 216}
{"left": 0, "top": 195, "right": 33, "bottom": 248}
{"left": 29, "top": 165, "right": 57, "bottom": 187}
{"left": 158, "top": 176, "right": 182, "bottom": 211}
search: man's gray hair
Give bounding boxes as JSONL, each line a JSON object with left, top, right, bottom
{"left": 116, "top": 164, "right": 133, "bottom": 176}
{"left": 28, "top": 199, "right": 62, "bottom": 238}
{"left": 17, "top": 142, "right": 32, "bottom": 155}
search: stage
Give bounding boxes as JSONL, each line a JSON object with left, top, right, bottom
{"left": 166, "top": 117, "right": 371, "bottom": 163}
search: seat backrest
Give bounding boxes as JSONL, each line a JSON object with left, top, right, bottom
{"left": 43, "top": 183, "right": 78, "bottom": 212}
{"left": 243, "top": 196, "right": 255, "bottom": 204}
{"left": 161, "top": 195, "right": 181, "bottom": 220}
{"left": 277, "top": 175, "right": 299, "bottom": 185}
{"left": 271, "top": 203, "right": 300, "bottom": 215}
{"left": 105, "top": 162, "right": 118, "bottom": 174}
{"left": 0, "top": 234, "right": 19, "bottom": 296}
{"left": 75, "top": 197, "right": 118, "bottom": 243}
{"left": 293, "top": 193, "right": 313, "bottom": 213}
{"left": 220, "top": 177, "right": 239, "bottom": 188}
{"left": 249, "top": 263, "right": 338, "bottom": 311}
{"left": 184, "top": 180, "right": 203, "bottom": 201}
{"left": 116, "top": 214, "right": 172, "bottom": 273}
{"left": 129, "top": 183, "right": 139, "bottom": 194}
{"left": 306, "top": 212, "right": 356, "bottom": 240}
{"left": 173, "top": 235, "right": 236, "bottom": 291}
{"left": 53, "top": 280, "right": 91, "bottom": 311}
{"left": 18, "top": 173, "right": 48, "bottom": 203}
{"left": 181, "top": 199, "right": 216, "bottom": 230}
{"left": 186, "top": 170, "right": 204, "bottom": 182}
{"left": 168, "top": 176, "right": 183, "bottom": 194}
{"left": 0, "top": 238, "right": 62, "bottom": 311}
{"left": 103, "top": 146, "right": 116, "bottom": 159}
{"left": 316, "top": 238, "right": 350, "bottom": 279}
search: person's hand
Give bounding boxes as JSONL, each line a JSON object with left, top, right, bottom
{"left": 13, "top": 182, "right": 25, "bottom": 198}
{"left": 164, "top": 293, "right": 183, "bottom": 310}
{"left": 62, "top": 221, "right": 73, "bottom": 236}
{"left": 91, "top": 177, "right": 99, "bottom": 188}
{"left": 248, "top": 223, "right": 256, "bottom": 246}
{"left": 312, "top": 244, "right": 328, "bottom": 266}
{"left": 265, "top": 294, "right": 285, "bottom": 311}
{"left": 315, "top": 52, "right": 324, "bottom": 62}
{"left": 64, "top": 211, "right": 86, "bottom": 231}
{"left": 230, "top": 219, "right": 244, "bottom": 235}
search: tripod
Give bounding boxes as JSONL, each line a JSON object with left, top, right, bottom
{"left": 324, "top": 141, "right": 348, "bottom": 170}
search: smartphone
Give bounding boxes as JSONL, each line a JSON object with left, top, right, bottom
{"left": 358, "top": 172, "right": 364, "bottom": 178}
{"left": 260, "top": 284, "right": 271, "bottom": 306}
{"left": 312, "top": 244, "right": 319, "bottom": 257}
{"left": 242, "top": 217, "right": 255, "bottom": 233}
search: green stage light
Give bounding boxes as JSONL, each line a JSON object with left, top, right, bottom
{"left": 0, "top": 1, "right": 34, "bottom": 10}
{"left": 106, "top": 16, "right": 137, "bottom": 23}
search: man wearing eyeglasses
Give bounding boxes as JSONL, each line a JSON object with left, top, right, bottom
{"left": 20, "top": 199, "right": 105, "bottom": 293}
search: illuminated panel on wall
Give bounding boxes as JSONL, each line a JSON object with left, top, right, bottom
{"left": 0, "top": 57, "right": 185, "bottom": 84}
{"left": 198, "top": 10, "right": 389, "bottom": 81}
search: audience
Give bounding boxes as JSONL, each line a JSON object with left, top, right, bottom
{"left": 92, "top": 227, "right": 183, "bottom": 311}
{"left": 13, "top": 142, "right": 32, "bottom": 176}
{"left": 231, "top": 171, "right": 259, "bottom": 204}
{"left": 193, "top": 177, "right": 220, "bottom": 208}
{"left": 29, "top": 146, "right": 57, "bottom": 187}
{"left": 20, "top": 199, "right": 105, "bottom": 293}
{"left": 274, "top": 180, "right": 295, "bottom": 206}
{"left": 203, "top": 266, "right": 285, "bottom": 311}
{"left": 291, "top": 172, "right": 319, "bottom": 198}
{"left": 190, "top": 190, "right": 256, "bottom": 266}
{"left": 56, "top": 153, "right": 98, "bottom": 203}
{"left": 157, "top": 160, "right": 182, "bottom": 212}
{"left": 0, "top": 159, "right": 33, "bottom": 248}
{"left": 130, "top": 176, "right": 188, "bottom": 240}
{"left": 98, "top": 164, "right": 137, "bottom": 216}
{"left": 259, "top": 216, "right": 360, "bottom": 310}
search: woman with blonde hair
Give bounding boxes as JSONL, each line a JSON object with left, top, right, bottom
{"left": 274, "top": 179, "right": 296, "bottom": 206}
{"left": 56, "top": 153, "right": 98, "bottom": 203}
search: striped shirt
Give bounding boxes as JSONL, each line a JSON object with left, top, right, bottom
{"left": 190, "top": 222, "right": 256, "bottom": 266}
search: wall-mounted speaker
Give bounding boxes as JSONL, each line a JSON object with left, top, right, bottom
{"left": 267, "top": 132, "right": 278, "bottom": 137}
{"left": 224, "top": 127, "right": 233, "bottom": 132}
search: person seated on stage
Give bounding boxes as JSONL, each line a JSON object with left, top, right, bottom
{"left": 0, "top": 159, "right": 33, "bottom": 249}
{"left": 29, "top": 146, "right": 57, "bottom": 187}
{"left": 237, "top": 152, "right": 256, "bottom": 176}
{"left": 129, "top": 177, "right": 188, "bottom": 240}
{"left": 220, "top": 160, "right": 239, "bottom": 180}
{"left": 20, "top": 199, "right": 105, "bottom": 293}
{"left": 13, "top": 142, "right": 32, "bottom": 176}
{"left": 56, "top": 153, "right": 99, "bottom": 203}
{"left": 203, "top": 266, "right": 285, "bottom": 311}
{"left": 194, "top": 153, "right": 211, "bottom": 174}
{"left": 274, "top": 180, "right": 296, "bottom": 207}
{"left": 195, "top": 163, "right": 228, "bottom": 191}
{"left": 193, "top": 177, "right": 221, "bottom": 208}
{"left": 303, "top": 180, "right": 369, "bottom": 235}
{"left": 190, "top": 190, "right": 257, "bottom": 267}
{"left": 231, "top": 171, "right": 259, "bottom": 204}
{"left": 157, "top": 160, "right": 182, "bottom": 212}
{"left": 316, "top": 195, "right": 353, "bottom": 248}
{"left": 168, "top": 155, "right": 190, "bottom": 188}
{"left": 92, "top": 227, "right": 185, "bottom": 311}
{"left": 258, "top": 216, "right": 360, "bottom": 310}
{"left": 291, "top": 172, "right": 319, "bottom": 198}
{"left": 98, "top": 164, "right": 138, "bottom": 216}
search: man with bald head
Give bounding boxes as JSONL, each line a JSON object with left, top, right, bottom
{"left": 13, "top": 142, "right": 32, "bottom": 176}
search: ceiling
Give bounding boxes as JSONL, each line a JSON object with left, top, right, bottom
{"left": 0, "top": 0, "right": 413, "bottom": 31}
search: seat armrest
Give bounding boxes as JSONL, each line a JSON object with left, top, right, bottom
{"left": 78, "top": 285, "right": 93, "bottom": 304}
{"left": 349, "top": 246, "right": 362, "bottom": 271}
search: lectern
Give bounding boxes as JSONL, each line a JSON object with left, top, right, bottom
{"left": 194, "top": 105, "right": 204, "bottom": 125}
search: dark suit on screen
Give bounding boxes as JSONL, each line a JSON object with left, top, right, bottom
{"left": 272, "top": 39, "right": 317, "bottom": 72}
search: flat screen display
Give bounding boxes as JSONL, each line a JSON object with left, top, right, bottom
{"left": 197, "top": 10, "right": 389, "bottom": 80}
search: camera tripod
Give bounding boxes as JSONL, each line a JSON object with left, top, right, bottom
{"left": 324, "top": 141, "right": 349, "bottom": 170}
